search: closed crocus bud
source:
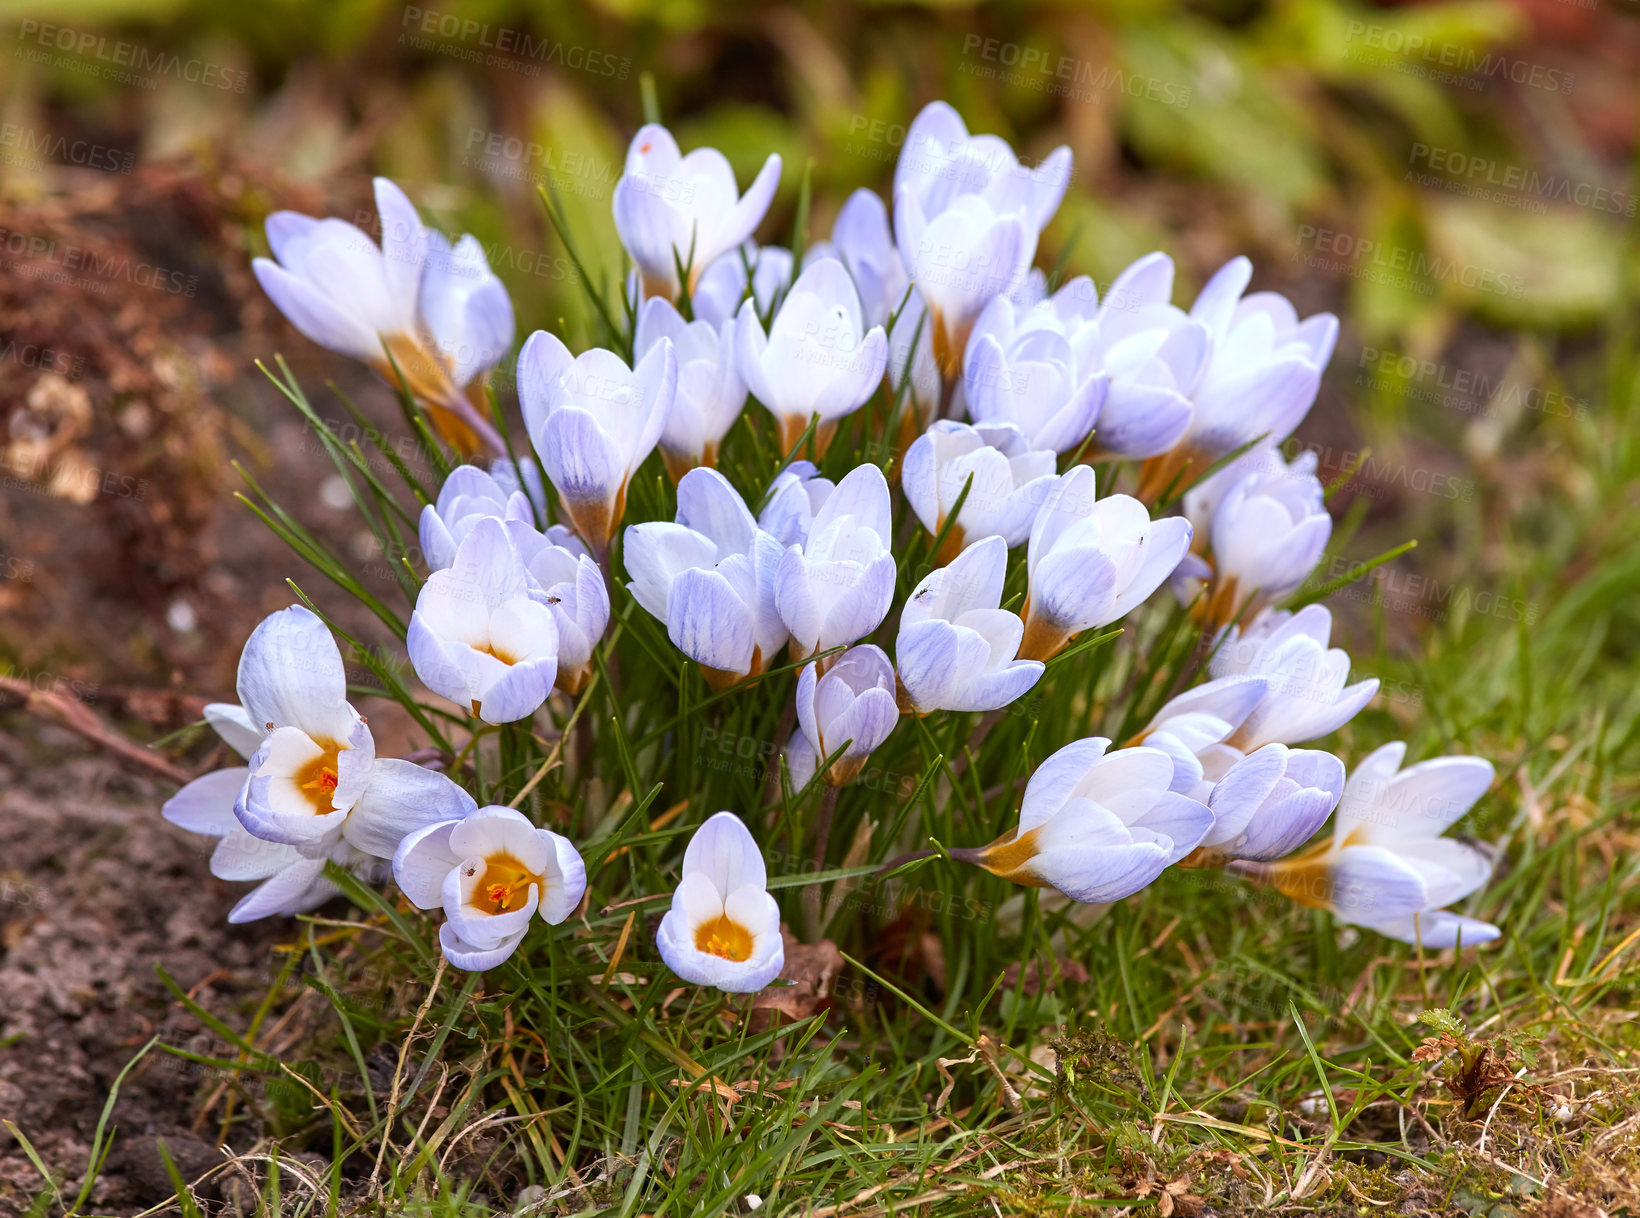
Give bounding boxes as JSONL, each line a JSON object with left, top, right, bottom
{"left": 954, "top": 738, "right": 1213, "bottom": 903}
{"left": 1196, "top": 744, "right": 1344, "bottom": 863}
{"left": 896, "top": 535, "right": 1043, "bottom": 715}
{"left": 1241, "top": 742, "right": 1498, "bottom": 948}
{"left": 408, "top": 519, "right": 559, "bottom": 724}
{"left": 506, "top": 522, "right": 609, "bottom": 696}
{"left": 1018, "top": 465, "right": 1193, "bottom": 662}
{"left": 1211, "top": 606, "right": 1378, "bottom": 752}
{"left": 736, "top": 258, "right": 889, "bottom": 455}
{"left": 1129, "top": 674, "right": 1270, "bottom": 794}
{"left": 419, "top": 464, "right": 535, "bottom": 572}
{"left": 624, "top": 468, "right": 787, "bottom": 689}
{"left": 224, "top": 607, "right": 476, "bottom": 898}
{"left": 635, "top": 295, "right": 746, "bottom": 481}
{"left": 774, "top": 463, "right": 897, "bottom": 661}
{"left": 787, "top": 645, "right": 900, "bottom": 787}
{"left": 757, "top": 460, "right": 835, "bottom": 548}
{"left": 1198, "top": 449, "right": 1331, "bottom": 628}
{"left": 808, "top": 188, "right": 909, "bottom": 330}
{"left": 518, "top": 330, "right": 677, "bottom": 553}
{"left": 253, "top": 178, "right": 509, "bottom": 456}
{"left": 394, "top": 805, "right": 586, "bottom": 970}
{"left": 690, "top": 243, "right": 794, "bottom": 328}
{"left": 903, "top": 420, "right": 1057, "bottom": 561}
{"left": 963, "top": 295, "right": 1106, "bottom": 455}
{"left": 613, "top": 124, "right": 782, "bottom": 302}
{"left": 893, "top": 102, "right": 1071, "bottom": 380}
{"left": 656, "top": 811, "right": 784, "bottom": 992}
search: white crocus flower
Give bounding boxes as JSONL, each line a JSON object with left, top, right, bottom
{"left": 162, "top": 607, "right": 476, "bottom": 920}
{"left": 955, "top": 738, "right": 1213, "bottom": 903}
{"left": 892, "top": 102, "right": 1071, "bottom": 382}
{"left": 689, "top": 242, "right": 794, "bottom": 328}
{"left": 419, "top": 464, "right": 535, "bottom": 572}
{"left": 963, "top": 294, "right": 1105, "bottom": 455}
{"left": 394, "top": 805, "right": 586, "bottom": 970}
{"left": 517, "top": 330, "right": 677, "bottom": 553}
{"left": 635, "top": 295, "right": 746, "bottom": 481}
{"left": 1243, "top": 742, "right": 1499, "bottom": 947}
{"left": 896, "top": 535, "right": 1043, "bottom": 715}
{"left": 624, "top": 468, "right": 787, "bottom": 689}
{"left": 407, "top": 519, "right": 559, "bottom": 724}
{"left": 1211, "top": 606, "right": 1379, "bottom": 752}
{"left": 1018, "top": 466, "right": 1193, "bottom": 662}
{"left": 505, "top": 522, "right": 609, "bottom": 696}
{"left": 773, "top": 463, "right": 897, "bottom": 661}
{"left": 806, "top": 188, "right": 909, "bottom": 330}
{"left": 655, "top": 811, "right": 784, "bottom": 992}
{"left": 1129, "top": 674, "right": 1271, "bottom": 794}
{"left": 786, "top": 646, "right": 900, "bottom": 787}
{"left": 757, "top": 460, "right": 835, "bottom": 548}
{"left": 1198, "top": 744, "right": 1345, "bottom": 862}
{"left": 902, "top": 420, "right": 1057, "bottom": 559}
{"left": 736, "top": 258, "right": 889, "bottom": 455}
{"left": 1188, "top": 447, "right": 1331, "bottom": 628}
{"left": 253, "top": 178, "right": 511, "bottom": 456}
{"left": 613, "top": 124, "right": 782, "bottom": 302}
{"left": 887, "top": 287, "right": 946, "bottom": 431}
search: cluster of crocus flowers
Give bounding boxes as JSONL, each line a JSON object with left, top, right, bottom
{"left": 218, "top": 98, "right": 1502, "bottom": 986}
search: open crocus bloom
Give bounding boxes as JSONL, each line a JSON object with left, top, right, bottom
{"left": 253, "top": 178, "right": 511, "bottom": 456}
{"left": 757, "top": 460, "right": 835, "bottom": 548}
{"left": 957, "top": 738, "right": 1213, "bottom": 903}
{"left": 736, "top": 258, "right": 889, "bottom": 455}
{"left": 518, "top": 331, "right": 677, "bottom": 552}
{"left": 407, "top": 518, "right": 560, "bottom": 723}
{"left": 963, "top": 290, "right": 1107, "bottom": 455}
{"left": 635, "top": 295, "right": 746, "bottom": 481}
{"left": 1242, "top": 742, "right": 1499, "bottom": 948}
{"left": 805, "top": 188, "right": 909, "bottom": 331}
{"left": 774, "top": 463, "right": 897, "bottom": 661}
{"left": 1210, "top": 606, "right": 1379, "bottom": 751}
{"left": 902, "top": 420, "right": 1057, "bottom": 560}
{"left": 1197, "top": 743, "right": 1344, "bottom": 862}
{"left": 505, "top": 522, "right": 609, "bottom": 696}
{"left": 625, "top": 467, "right": 788, "bottom": 689}
{"left": 167, "top": 606, "right": 475, "bottom": 919}
{"left": 1129, "top": 674, "right": 1270, "bottom": 794}
{"left": 394, "top": 805, "right": 587, "bottom": 971}
{"left": 892, "top": 101, "right": 1071, "bottom": 378}
{"left": 1019, "top": 465, "right": 1192, "bottom": 661}
{"left": 613, "top": 124, "right": 782, "bottom": 302}
{"left": 787, "top": 645, "right": 900, "bottom": 787}
{"left": 896, "top": 535, "right": 1043, "bottom": 715}
{"left": 419, "top": 463, "right": 536, "bottom": 572}
{"left": 655, "top": 811, "right": 784, "bottom": 992}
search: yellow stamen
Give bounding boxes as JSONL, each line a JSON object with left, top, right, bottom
{"left": 471, "top": 852, "right": 538, "bottom": 915}
{"left": 294, "top": 744, "right": 345, "bottom": 814}
{"left": 694, "top": 914, "right": 754, "bottom": 962}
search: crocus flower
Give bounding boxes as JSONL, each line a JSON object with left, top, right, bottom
{"left": 505, "top": 522, "right": 610, "bottom": 696}
{"left": 253, "top": 178, "right": 511, "bottom": 455}
{"left": 887, "top": 287, "right": 945, "bottom": 430}
{"left": 655, "top": 811, "right": 784, "bottom": 992}
{"left": 757, "top": 460, "right": 835, "bottom": 548}
{"left": 1018, "top": 466, "right": 1193, "bottom": 662}
{"left": 1129, "top": 674, "right": 1271, "bottom": 794}
{"left": 394, "top": 805, "right": 586, "bottom": 970}
{"left": 635, "top": 295, "right": 746, "bottom": 481}
{"left": 902, "top": 420, "right": 1057, "bottom": 560}
{"left": 774, "top": 463, "right": 897, "bottom": 661}
{"left": 1210, "top": 606, "right": 1379, "bottom": 751}
{"left": 896, "top": 535, "right": 1043, "bottom": 715}
{"left": 407, "top": 519, "right": 560, "bottom": 723}
{"left": 893, "top": 102, "right": 1071, "bottom": 380}
{"left": 785, "top": 645, "right": 900, "bottom": 787}
{"left": 736, "top": 258, "right": 889, "bottom": 455}
{"left": 613, "top": 123, "right": 782, "bottom": 302}
{"left": 690, "top": 243, "right": 794, "bottom": 328}
{"left": 517, "top": 330, "right": 677, "bottom": 553}
{"left": 963, "top": 297, "right": 1106, "bottom": 455}
{"left": 954, "top": 738, "right": 1213, "bottom": 903}
{"left": 419, "top": 464, "right": 535, "bottom": 572}
{"left": 624, "top": 467, "right": 787, "bottom": 689}
{"left": 1194, "top": 449, "right": 1331, "bottom": 628}
{"left": 1196, "top": 744, "right": 1344, "bottom": 863}
{"left": 1240, "top": 742, "right": 1499, "bottom": 947}
{"left": 172, "top": 607, "right": 476, "bottom": 915}
{"left": 806, "top": 188, "right": 909, "bottom": 330}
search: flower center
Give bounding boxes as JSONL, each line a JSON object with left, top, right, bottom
{"left": 294, "top": 744, "right": 344, "bottom": 814}
{"left": 694, "top": 914, "right": 754, "bottom": 962}
{"left": 470, "top": 851, "right": 539, "bottom": 915}
{"left": 477, "top": 641, "right": 521, "bottom": 666}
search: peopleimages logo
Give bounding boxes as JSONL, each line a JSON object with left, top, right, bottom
{"left": 14, "top": 21, "right": 250, "bottom": 92}
{"left": 1406, "top": 143, "right": 1635, "bottom": 217}
{"left": 0, "top": 124, "right": 134, "bottom": 174}
{"left": 1343, "top": 21, "right": 1573, "bottom": 94}
{"left": 1294, "top": 225, "right": 1525, "bottom": 298}
{"left": 399, "top": 7, "right": 631, "bottom": 79}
